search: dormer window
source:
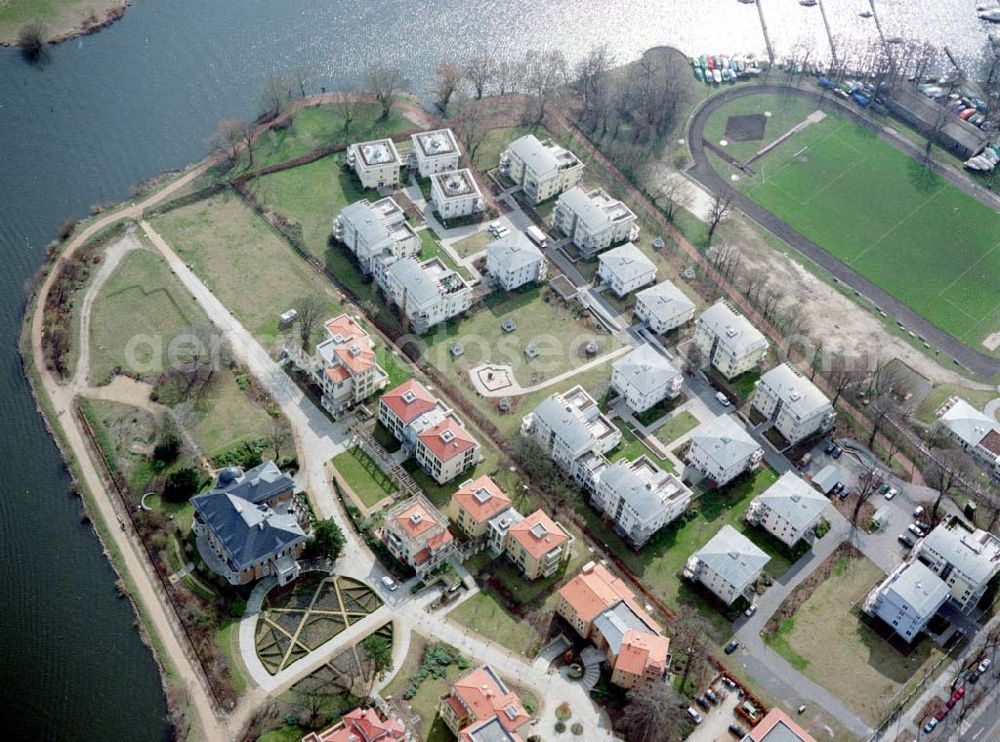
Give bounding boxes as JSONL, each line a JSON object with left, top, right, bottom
{"left": 402, "top": 390, "right": 416, "bottom": 404}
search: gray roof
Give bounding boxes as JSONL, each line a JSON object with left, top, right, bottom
{"left": 754, "top": 720, "right": 815, "bottom": 742}
{"left": 883, "top": 561, "right": 949, "bottom": 619}
{"left": 690, "top": 415, "right": 761, "bottom": 471}
{"left": 592, "top": 600, "right": 659, "bottom": 655}
{"left": 462, "top": 717, "right": 519, "bottom": 742}
{"left": 507, "top": 134, "right": 574, "bottom": 179}
{"left": 533, "top": 395, "right": 595, "bottom": 452}
{"left": 811, "top": 464, "right": 840, "bottom": 493}
{"left": 613, "top": 343, "right": 681, "bottom": 397}
{"left": 698, "top": 301, "right": 768, "bottom": 355}
{"left": 386, "top": 257, "right": 441, "bottom": 305}
{"left": 636, "top": 280, "right": 695, "bottom": 322}
{"left": 755, "top": 471, "right": 828, "bottom": 532}
{"left": 557, "top": 186, "right": 633, "bottom": 231}
{"left": 940, "top": 398, "right": 999, "bottom": 449}
{"left": 695, "top": 524, "right": 770, "bottom": 587}
{"left": 918, "top": 523, "right": 1000, "bottom": 584}
{"left": 487, "top": 231, "right": 544, "bottom": 272}
{"left": 758, "top": 363, "right": 831, "bottom": 417}
{"left": 191, "top": 462, "right": 305, "bottom": 571}
{"left": 598, "top": 242, "right": 655, "bottom": 283}
{"left": 340, "top": 199, "right": 390, "bottom": 246}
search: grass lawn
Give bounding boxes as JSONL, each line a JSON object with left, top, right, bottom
{"left": 472, "top": 126, "right": 541, "bottom": 172}
{"left": 216, "top": 619, "right": 247, "bottom": 695}
{"left": 144, "top": 494, "right": 195, "bottom": 533}
{"left": 732, "top": 107, "right": 1000, "bottom": 351}
{"left": 0, "top": 0, "right": 124, "bottom": 44}
{"left": 403, "top": 452, "right": 500, "bottom": 509}
{"left": 186, "top": 372, "right": 278, "bottom": 460}
{"left": 607, "top": 420, "right": 675, "bottom": 472}
{"left": 764, "top": 552, "right": 946, "bottom": 725}
{"left": 149, "top": 189, "right": 345, "bottom": 347}
{"left": 576, "top": 466, "right": 782, "bottom": 642}
{"left": 449, "top": 591, "right": 540, "bottom": 656}
{"left": 332, "top": 446, "right": 398, "bottom": 508}
{"left": 702, "top": 90, "right": 822, "bottom": 163}
{"left": 418, "top": 228, "right": 440, "bottom": 260}
{"left": 654, "top": 410, "right": 700, "bottom": 445}
{"left": 89, "top": 248, "right": 210, "bottom": 383}
{"left": 382, "top": 637, "right": 464, "bottom": 742}
{"left": 451, "top": 230, "right": 493, "bottom": 259}
{"left": 915, "top": 383, "right": 998, "bottom": 425}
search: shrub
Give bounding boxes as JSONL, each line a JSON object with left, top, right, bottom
{"left": 17, "top": 21, "right": 46, "bottom": 60}
{"left": 58, "top": 218, "right": 78, "bottom": 241}
{"left": 229, "top": 601, "right": 246, "bottom": 618}
{"left": 555, "top": 721, "right": 566, "bottom": 734}
{"left": 303, "top": 519, "right": 346, "bottom": 561}
{"left": 153, "top": 434, "right": 181, "bottom": 464}
{"left": 555, "top": 702, "right": 572, "bottom": 721}
{"left": 571, "top": 723, "right": 583, "bottom": 736}
{"left": 162, "top": 467, "right": 201, "bottom": 502}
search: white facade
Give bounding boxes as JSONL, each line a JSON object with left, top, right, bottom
{"left": 752, "top": 363, "right": 835, "bottom": 445}
{"left": 500, "top": 135, "right": 584, "bottom": 204}
{"left": 486, "top": 232, "right": 547, "bottom": 291}
{"left": 596, "top": 242, "right": 656, "bottom": 298}
{"left": 938, "top": 398, "right": 1000, "bottom": 476}
{"left": 634, "top": 280, "right": 696, "bottom": 334}
{"left": 746, "top": 471, "right": 828, "bottom": 547}
{"left": 914, "top": 522, "right": 1000, "bottom": 613}
{"left": 334, "top": 197, "right": 420, "bottom": 274}
{"left": 431, "top": 168, "right": 485, "bottom": 219}
{"left": 863, "top": 561, "right": 949, "bottom": 643}
{"left": 685, "top": 525, "right": 770, "bottom": 605}
{"left": 687, "top": 415, "right": 763, "bottom": 486}
{"left": 592, "top": 456, "right": 693, "bottom": 548}
{"left": 553, "top": 187, "right": 638, "bottom": 258}
{"left": 347, "top": 138, "right": 401, "bottom": 189}
{"left": 378, "top": 256, "right": 472, "bottom": 334}
{"left": 611, "top": 343, "right": 683, "bottom": 414}
{"left": 412, "top": 128, "right": 460, "bottom": 177}
{"left": 693, "top": 301, "right": 769, "bottom": 380}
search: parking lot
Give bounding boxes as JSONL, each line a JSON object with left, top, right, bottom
{"left": 685, "top": 677, "right": 755, "bottom": 742}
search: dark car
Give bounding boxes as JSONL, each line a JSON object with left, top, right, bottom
{"left": 898, "top": 533, "right": 915, "bottom": 548}
{"left": 696, "top": 696, "right": 710, "bottom": 710}
{"left": 705, "top": 689, "right": 719, "bottom": 704}
{"left": 824, "top": 441, "right": 836, "bottom": 455}
{"left": 946, "top": 698, "right": 957, "bottom": 710}
{"left": 935, "top": 708, "right": 948, "bottom": 721}
{"left": 728, "top": 724, "right": 747, "bottom": 737}
{"left": 832, "top": 482, "right": 845, "bottom": 495}
{"left": 725, "top": 640, "right": 739, "bottom": 654}
{"left": 832, "top": 446, "right": 843, "bottom": 459}
{"left": 879, "top": 483, "right": 890, "bottom": 495}
{"left": 969, "top": 671, "right": 981, "bottom": 684}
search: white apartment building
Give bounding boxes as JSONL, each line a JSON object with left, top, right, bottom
{"left": 693, "top": 301, "right": 769, "bottom": 380}
{"left": 592, "top": 456, "right": 693, "bottom": 548}
{"left": 634, "top": 280, "right": 696, "bottom": 334}
{"left": 431, "top": 168, "right": 485, "bottom": 219}
{"left": 308, "top": 314, "right": 389, "bottom": 416}
{"left": 333, "top": 197, "right": 420, "bottom": 274}
{"left": 611, "top": 343, "right": 683, "bottom": 414}
{"left": 938, "top": 398, "right": 1000, "bottom": 477}
{"left": 863, "top": 561, "right": 949, "bottom": 643}
{"left": 411, "top": 128, "right": 460, "bottom": 177}
{"left": 378, "top": 256, "right": 472, "bottom": 334}
{"left": 752, "top": 363, "right": 835, "bottom": 445}
{"left": 500, "top": 134, "right": 584, "bottom": 204}
{"left": 596, "top": 242, "right": 657, "bottom": 298}
{"left": 552, "top": 186, "right": 639, "bottom": 258}
{"left": 346, "top": 138, "right": 401, "bottom": 189}
{"left": 485, "top": 232, "right": 547, "bottom": 291}
{"left": 914, "top": 521, "right": 1000, "bottom": 613}
{"left": 687, "top": 414, "right": 763, "bottom": 487}
{"left": 684, "top": 525, "right": 770, "bottom": 605}
{"left": 746, "top": 471, "right": 828, "bottom": 548}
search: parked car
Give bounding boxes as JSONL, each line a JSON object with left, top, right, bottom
{"left": 831, "top": 445, "right": 844, "bottom": 459}
{"left": 705, "top": 689, "right": 719, "bottom": 704}
{"left": 952, "top": 687, "right": 966, "bottom": 702}
{"left": 725, "top": 640, "right": 740, "bottom": 654}
{"left": 913, "top": 505, "right": 925, "bottom": 518}
{"left": 879, "top": 483, "right": 890, "bottom": 495}
{"left": 380, "top": 575, "right": 398, "bottom": 591}
{"left": 969, "top": 670, "right": 981, "bottom": 683}
{"left": 799, "top": 453, "right": 812, "bottom": 468}
{"left": 923, "top": 717, "right": 938, "bottom": 734}
{"left": 934, "top": 708, "right": 948, "bottom": 721}
{"left": 898, "top": 533, "right": 915, "bottom": 548}
{"left": 487, "top": 221, "right": 502, "bottom": 236}
{"left": 885, "top": 487, "right": 898, "bottom": 500}
{"left": 687, "top": 708, "right": 703, "bottom": 724}
{"left": 832, "top": 482, "right": 846, "bottom": 495}
{"left": 728, "top": 724, "right": 747, "bottom": 737}
{"left": 716, "top": 391, "right": 731, "bottom": 406}
{"left": 696, "top": 696, "right": 710, "bottom": 710}
{"left": 908, "top": 524, "right": 925, "bottom": 538}
{"left": 797, "top": 705, "right": 806, "bottom": 714}
{"left": 839, "top": 488, "right": 850, "bottom": 500}
{"left": 722, "top": 677, "right": 738, "bottom": 689}
{"left": 745, "top": 603, "right": 758, "bottom": 617}
{"left": 824, "top": 441, "right": 837, "bottom": 455}
{"left": 946, "top": 697, "right": 957, "bottom": 709}
{"left": 978, "top": 658, "right": 992, "bottom": 673}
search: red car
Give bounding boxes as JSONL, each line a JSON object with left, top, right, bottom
{"left": 946, "top": 698, "right": 957, "bottom": 710}
{"left": 952, "top": 687, "right": 966, "bottom": 702}
{"left": 935, "top": 708, "right": 948, "bottom": 721}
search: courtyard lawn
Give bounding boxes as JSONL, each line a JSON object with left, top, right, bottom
{"left": 607, "top": 420, "right": 674, "bottom": 472}
{"left": 472, "top": 126, "right": 540, "bottom": 172}
{"left": 702, "top": 90, "right": 822, "bottom": 163}
{"left": 576, "top": 466, "right": 782, "bottom": 641}
{"left": 764, "top": 552, "right": 946, "bottom": 725}
{"left": 654, "top": 410, "right": 700, "bottom": 446}
{"left": 149, "top": 189, "right": 344, "bottom": 347}
{"left": 734, "top": 109, "right": 1000, "bottom": 351}
{"left": 332, "top": 446, "right": 398, "bottom": 508}
{"left": 418, "top": 228, "right": 441, "bottom": 260}
{"left": 89, "top": 248, "right": 210, "bottom": 383}
{"left": 451, "top": 230, "right": 493, "bottom": 259}
{"left": 382, "top": 637, "right": 465, "bottom": 742}
{"left": 449, "top": 591, "right": 540, "bottom": 656}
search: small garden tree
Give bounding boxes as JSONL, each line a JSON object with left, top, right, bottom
{"left": 361, "top": 634, "right": 394, "bottom": 696}
{"left": 162, "top": 466, "right": 201, "bottom": 502}
{"left": 304, "top": 518, "right": 346, "bottom": 561}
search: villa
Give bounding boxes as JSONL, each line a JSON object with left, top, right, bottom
{"left": 863, "top": 560, "right": 949, "bottom": 643}
{"left": 382, "top": 494, "right": 455, "bottom": 578}
{"left": 191, "top": 462, "right": 309, "bottom": 586}
{"left": 500, "top": 134, "right": 584, "bottom": 204}
{"left": 746, "top": 471, "right": 828, "bottom": 547}
{"left": 693, "top": 300, "right": 769, "bottom": 380}
{"left": 686, "top": 415, "right": 763, "bottom": 487}
{"left": 610, "top": 343, "right": 683, "bottom": 414}
{"left": 752, "top": 363, "right": 835, "bottom": 445}
{"left": 591, "top": 456, "right": 693, "bottom": 549}
{"left": 552, "top": 186, "right": 638, "bottom": 258}
{"left": 938, "top": 398, "right": 1000, "bottom": 476}
{"left": 411, "top": 128, "right": 460, "bottom": 177}
{"left": 307, "top": 314, "right": 389, "bottom": 416}
{"left": 439, "top": 664, "right": 531, "bottom": 740}
{"left": 449, "top": 475, "right": 513, "bottom": 539}
{"left": 333, "top": 197, "right": 420, "bottom": 275}
{"left": 634, "top": 280, "right": 696, "bottom": 334}
{"left": 485, "top": 232, "right": 547, "bottom": 291}
{"left": 684, "top": 525, "right": 770, "bottom": 605}
{"left": 596, "top": 242, "right": 656, "bottom": 298}
{"left": 377, "top": 256, "right": 472, "bottom": 334}
{"left": 302, "top": 707, "right": 407, "bottom": 742}
{"left": 505, "top": 509, "right": 574, "bottom": 580}
{"left": 913, "top": 520, "right": 1000, "bottom": 613}
{"left": 431, "top": 168, "right": 486, "bottom": 219}
{"left": 346, "top": 138, "right": 401, "bottom": 189}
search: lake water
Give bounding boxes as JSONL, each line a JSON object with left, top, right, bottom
{"left": 0, "top": 0, "right": 991, "bottom": 739}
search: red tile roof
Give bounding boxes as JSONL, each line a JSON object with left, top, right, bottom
{"left": 508, "top": 509, "right": 570, "bottom": 560}
{"left": 300, "top": 707, "right": 406, "bottom": 742}
{"left": 324, "top": 314, "right": 368, "bottom": 344}
{"left": 558, "top": 563, "right": 637, "bottom": 623}
{"left": 613, "top": 629, "right": 669, "bottom": 678}
{"left": 748, "top": 708, "right": 817, "bottom": 742}
{"left": 335, "top": 344, "right": 377, "bottom": 374}
{"left": 380, "top": 378, "right": 438, "bottom": 425}
{"left": 417, "top": 415, "right": 477, "bottom": 463}
{"left": 448, "top": 665, "right": 531, "bottom": 732}
{"left": 325, "top": 365, "right": 351, "bottom": 384}
{"left": 452, "top": 475, "right": 512, "bottom": 524}
{"left": 392, "top": 500, "right": 445, "bottom": 539}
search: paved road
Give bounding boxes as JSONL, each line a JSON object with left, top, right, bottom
{"left": 686, "top": 83, "right": 1000, "bottom": 379}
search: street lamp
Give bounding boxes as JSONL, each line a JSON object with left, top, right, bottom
{"left": 737, "top": 0, "right": 775, "bottom": 66}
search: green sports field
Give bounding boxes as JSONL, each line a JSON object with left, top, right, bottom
{"left": 725, "top": 107, "right": 1000, "bottom": 353}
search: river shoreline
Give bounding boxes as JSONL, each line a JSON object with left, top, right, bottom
{"left": 0, "top": 1, "right": 130, "bottom": 47}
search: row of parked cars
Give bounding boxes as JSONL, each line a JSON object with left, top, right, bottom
{"left": 923, "top": 658, "right": 992, "bottom": 733}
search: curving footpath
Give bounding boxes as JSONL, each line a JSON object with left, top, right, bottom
{"left": 686, "top": 83, "right": 1000, "bottom": 379}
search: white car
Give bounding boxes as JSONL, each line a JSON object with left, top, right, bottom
{"left": 715, "top": 391, "right": 731, "bottom": 406}
{"left": 380, "top": 575, "right": 398, "bottom": 591}
{"left": 884, "top": 487, "right": 898, "bottom": 500}
{"left": 913, "top": 505, "right": 925, "bottom": 518}
{"left": 487, "top": 221, "right": 502, "bottom": 235}
{"left": 979, "top": 658, "right": 992, "bottom": 673}
{"left": 745, "top": 603, "right": 757, "bottom": 617}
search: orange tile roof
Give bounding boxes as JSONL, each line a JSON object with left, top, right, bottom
{"left": 427, "top": 529, "right": 454, "bottom": 551}
{"left": 381, "top": 378, "right": 438, "bottom": 424}
{"left": 300, "top": 707, "right": 406, "bottom": 742}
{"left": 417, "top": 415, "right": 477, "bottom": 463}
{"left": 453, "top": 475, "right": 512, "bottom": 524}
{"left": 392, "top": 500, "right": 444, "bottom": 539}
{"left": 613, "top": 629, "right": 669, "bottom": 678}
{"left": 449, "top": 665, "right": 530, "bottom": 732}
{"left": 459, "top": 719, "right": 525, "bottom": 742}
{"left": 559, "top": 563, "right": 636, "bottom": 623}
{"left": 334, "top": 344, "right": 377, "bottom": 374}
{"left": 748, "top": 708, "right": 816, "bottom": 742}
{"left": 325, "top": 365, "right": 351, "bottom": 384}
{"left": 324, "top": 314, "right": 368, "bottom": 344}
{"left": 508, "top": 509, "right": 569, "bottom": 560}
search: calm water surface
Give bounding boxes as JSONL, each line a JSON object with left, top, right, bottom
{"left": 0, "top": 1, "right": 991, "bottom": 739}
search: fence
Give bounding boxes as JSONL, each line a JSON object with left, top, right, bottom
{"left": 347, "top": 419, "right": 422, "bottom": 499}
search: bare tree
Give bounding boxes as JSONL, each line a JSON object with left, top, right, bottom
{"left": 712, "top": 243, "right": 743, "bottom": 285}
{"left": 334, "top": 89, "right": 358, "bottom": 136}
{"left": 259, "top": 75, "right": 291, "bottom": 118}
{"left": 465, "top": 53, "right": 495, "bottom": 99}
{"left": 494, "top": 55, "right": 525, "bottom": 96}
{"left": 173, "top": 324, "right": 227, "bottom": 396}
{"left": 365, "top": 64, "right": 407, "bottom": 119}
{"left": 827, "top": 354, "right": 856, "bottom": 406}
{"left": 575, "top": 43, "right": 615, "bottom": 116}
{"left": 706, "top": 188, "right": 735, "bottom": 243}
{"left": 267, "top": 416, "right": 292, "bottom": 462}
{"left": 432, "top": 59, "right": 463, "bottom": 113}
{"left": 809, "top": 338, "right": 825, "bottom": 380}
{"left": 925, "top": 449, "right": 971, "bottom": 526}
{"left": 215, "top": 119, "right": 245, "bottom": 164}
{"left": 454, "top": 102, "right": 488, "bottom": 168}
{"left": 293, "top": 296, "right": 326, "bottom": 352}
{"left": 289, "top": 65, "right": 316, "bottom": 98}
{"left": 651, "top": 176, "right": 690, "bottom": 223}
{"left": 523, "top": 49, "right": 568, "bottom": 124}
{"left": 851, "top": 470, "right": 880, "bottom": 527}
{"left": 622, "top": 671, "right": 691, "bottom": 742}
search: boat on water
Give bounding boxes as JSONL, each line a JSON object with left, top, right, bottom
{"left": 979, "top": 8, "right": 1000, "bottom": 22}
{"left": 799, "top": 0, "right": 818, "bottom": 6}
{"left": 712, "top": 68, "right": 722, "bottom": 84}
